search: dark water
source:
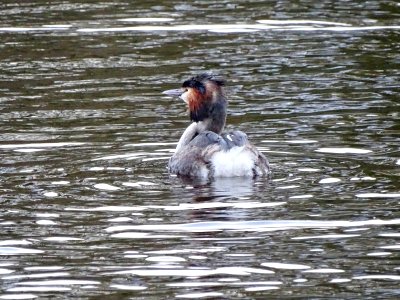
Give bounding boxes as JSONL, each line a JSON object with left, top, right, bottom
{"left": 1, "top": 1, "right": 400, "bottom": 299}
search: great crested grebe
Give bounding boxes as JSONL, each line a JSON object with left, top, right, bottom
{"left": 163, "top": 73, "right": 270, "bottom": 178}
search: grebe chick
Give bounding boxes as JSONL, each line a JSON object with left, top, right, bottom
{"left": 163, "top": 73, "right": 270, "bottom": 178}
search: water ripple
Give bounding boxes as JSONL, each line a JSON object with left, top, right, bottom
{"left": 1, "top": 1, "right": 399, "bottom": 298}
{"left": 106, "top": 219, "right": 400, "bottom": 234}
{"left": 1, "top": 21, "right": 400, "bottom": 34}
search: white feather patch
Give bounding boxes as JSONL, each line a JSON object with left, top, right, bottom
{"left": 210, "top": 146, "right": 255, "bottom": 177}
{"left": 180, "top": 90, "right": 189, "bottom": 104}
{"left": 197, "top": 165, "right": 209, "bottom": 179}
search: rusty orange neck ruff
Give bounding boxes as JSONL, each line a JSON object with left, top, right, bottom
{"left": 186, "top": 85, "right": 227, "bottom": 135}
{"left": 188, "top": 88, "right": 211, "bottom": 123}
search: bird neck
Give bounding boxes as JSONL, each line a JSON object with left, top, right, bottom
{"left": 176, "top": 97, "right": 227, "bottom": 152}
{"left": 176, "top": 122, "right": 198, "bottom": 152}
{"left": 199, "top": 115, "right": 226, "bottom": 134}
{"left": 190, "top": 96, "right": 227, "bottom": 134}
{"left": 175, "top": 115, "right": 226, "bottom": 153}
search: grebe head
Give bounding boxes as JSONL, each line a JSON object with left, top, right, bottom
{"left": 163, "top": 73, "right": 227, "bottom": 134}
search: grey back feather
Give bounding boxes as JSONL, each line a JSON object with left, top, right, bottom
{"left": 169, "top": 130, "right": 270, "bottom": 178}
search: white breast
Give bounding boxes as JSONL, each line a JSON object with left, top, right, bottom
{"left": 210, "top": 146, "right": 255, "bottom": 177}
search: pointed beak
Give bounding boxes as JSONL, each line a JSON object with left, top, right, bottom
{"left": 162, "top": 88, "right": 183, "bottom": 98}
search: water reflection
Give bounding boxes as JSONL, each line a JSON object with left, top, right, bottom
{"left": 172, "top": 176, "right": 266, "bottom": 198}
{"left": 2, "top": 21, "right": 400, "bottom": 33}
{"left": 106, "top": 218, "right": 400, "bottom": 235}
{"left": 1, "top": 0, "right": 400, "bottom": 298}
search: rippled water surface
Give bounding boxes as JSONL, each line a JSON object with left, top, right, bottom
{"left": 1, "top": 1, "right": 400, "bottom": 299}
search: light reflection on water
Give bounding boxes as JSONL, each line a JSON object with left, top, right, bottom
{"left": 1, "top": 21, "right": 400, "bottom": 33}
{"left": 1, "top": 0, "right": 400, "bottom": 299}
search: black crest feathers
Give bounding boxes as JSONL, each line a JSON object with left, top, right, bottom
{"left": 182, "top": 73, "right": 225, "bottom": 94}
